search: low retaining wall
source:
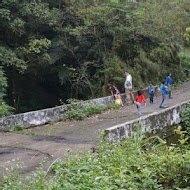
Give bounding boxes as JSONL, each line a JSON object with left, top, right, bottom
{"left": 0, "top": 87, "right": 159, "bottom": 129}
{"left": 0, "top": 96, "right": 112, "bottom": 129}
{"left": 104, "top": 101, "right": 189, "bottom": 143}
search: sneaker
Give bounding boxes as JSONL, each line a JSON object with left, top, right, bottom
{"left": 159, "top": 106, "right": 164, "bottom": 108}
{"left": 169, "top": 96, "right": 173, "bottom": 99}
{"left": 163, "top": 105, "right": 169, "bottom": 108}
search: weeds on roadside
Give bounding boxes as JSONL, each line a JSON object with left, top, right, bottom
{"left": 0, "top": 102, "right": 14, "bottom": 118}
{"left": 0, "top": 123, "right": 39, "bottom": 136}
{"left": 181, "top": 103, "right": 190, "bottom": 136}
{"left": 0, "top": 123, "right": 23, "bottom": 132}
{"left": 13, "top": 130, "right": 39, "bottom": 136}
{"left": 62, "top": 103, "right": 120, "bottom": 121}
{"left": 47, "top": 120, "right": 56, "bottom": 125}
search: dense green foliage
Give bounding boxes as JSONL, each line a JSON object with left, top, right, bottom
{"left": 181, "top": 103, "right": 190, "bottom": 136}
{"left": 0, "top": 0, "right": 190, "bottom": 113}
{"left": 0, "top": 67, "right": 7, "bottom": 102}
{"left": 179, "top": 53, "right": 190, "bottom": 70}
{"left": 1, "top": 130, "right": 190, "bottom": 189}
{"left": 184, "top": 27, "right": 190, "bottom": 45}
{"left": 0, "top": 102, "right": 13, "bottom": 117}
{"left": 0, "top": 66, "right": 13, "bottom": 117}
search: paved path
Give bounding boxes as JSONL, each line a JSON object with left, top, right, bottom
{"left": 0, "top": 81, "right": 190, "bottom": 174}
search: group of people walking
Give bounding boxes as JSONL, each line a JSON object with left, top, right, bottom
{"left": 109, "top": 71, "right": 173, "bottom": 117}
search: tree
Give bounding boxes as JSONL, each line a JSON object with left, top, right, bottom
{"left": 0, "top": 0, "right": 190, "bottom": 113}
{"left": 0, "top": 66, "right": 7, "bottom": 103}
{"left": 184, "top": 27, "right": 190, "bottom": 45}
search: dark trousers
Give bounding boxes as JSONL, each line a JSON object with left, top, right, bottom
{"left": 149, "top": 93, "right": 154, "bottom": 103}
{"left": 168, "top": 84, "right": 172, "bottom": 98}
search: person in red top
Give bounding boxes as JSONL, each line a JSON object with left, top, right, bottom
{"left": 136, "top": 90, "right": 146, "bottom": 117}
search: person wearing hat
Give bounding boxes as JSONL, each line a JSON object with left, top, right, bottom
{"left": 124, "top": 71, "right": 134, "bottom": 105}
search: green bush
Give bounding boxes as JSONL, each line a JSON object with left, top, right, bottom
{"left": 179, "top": 52, "right": 190, "bottom": 78}
{"left": 47, "top": 120, "right": 56, "bottom": 125}
{"left": 63, "top": 108, "right": 86, "bottom": 120}
{"left": 63, "top": 103, "right": 120, "bottom": 121}
{"left": 181, "top": 103, "right": 190, "bottom": 135}
{"left": 0, "top": 102, "right": 14, "bottom": 118}
{"left": 1, "top": 131, "right": 190, "bottom": 190}
{"left": 0, "top": 67, "right": 7, "bottom": 103}
{"left": 1, "top": 123, "right": 23, "bottom": 132}
{"left": 11, "top": 124, "right": 23, "bottom": 132}
{"left": 83, "top": 105, "right": 106, "bottom": 117}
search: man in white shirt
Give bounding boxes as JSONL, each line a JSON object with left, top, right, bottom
{"left": 124, "top": 71, "right": 134, "bottom": 105}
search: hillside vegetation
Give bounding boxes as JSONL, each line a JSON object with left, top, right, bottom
{"left": 0, "top": 0, "right": 190, "bottom": 113}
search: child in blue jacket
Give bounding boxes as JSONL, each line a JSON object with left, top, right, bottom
{"left": 166, "top": 73, "right": 173, "bottom": 99}
{"left": 160, "top": 81, "right": 168, "bottom": 108}
{"left": 148, "top": 82, "right": 155, "bottom": 104}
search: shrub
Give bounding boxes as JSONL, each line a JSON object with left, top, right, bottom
{"left": 1, "top": 123, "right": 23, "bottom": 132}
{"left": 0, "top": 67, "right": 7, "bottom": 103}
{"left": 83, "top": 105, "right": 107, "bottom": 117}
{"left": 47, "top": 120, "right": 56, "bottom": 125}
{"left": 63, "top": 103, "right": 120, "bottom": 121}
{"left": 181, "top": 103, "right": 190, "bottom": 135}
{"left": 63, "top": 108, "right": 86, "bottom": 120}
{"left": 0, "top": 102, "right": 14, "bottom": 118}
{"left": 179, "top": 52, "right": 190, "bottom": 79}
{"left": 0, "top": 67, "right": 13, "bottom": 118}
{"left": 1, "top": 132, "right": 190, "bottom": 190}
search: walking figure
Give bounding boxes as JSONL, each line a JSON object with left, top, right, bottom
{"left": 166, "top": 73, "right": 173, "bottom": 99}
{"left": 124, "top": 71, "right": 134, "bottom": 105}
{"left": 160, "top": 81, "right": 168, "bottom": 108}
{"left": 136, "top": 90, "right": 146, "bottom": 117}
{"left": 148, "top": 82, "right": 155, "bottom": 104}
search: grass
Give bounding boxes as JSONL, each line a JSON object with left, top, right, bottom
{"left": 13, "top": 130, "right": 40, "bottom": 136}
{"left": 0, "top": 124, "right": 40, "bottom": 136}
{"left": 62, "top": 103, "right": 120, "bottom": 121}
{"left": 47, "top": 120, "right": 56, "bottom": 125}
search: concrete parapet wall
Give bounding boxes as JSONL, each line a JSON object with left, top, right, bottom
{"left": 104, "top": 101, "right": 189, "bottom": 143}
{"left": 0, "top": 87, "right": 159, "bottom": 129}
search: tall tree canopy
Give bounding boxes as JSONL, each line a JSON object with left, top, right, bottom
{"left": 0, "top": 0, "right": 190, "bottom": 113}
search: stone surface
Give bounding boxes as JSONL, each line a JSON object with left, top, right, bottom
{"left": 104, "top": 101, "right": 189, "bottom": 143}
